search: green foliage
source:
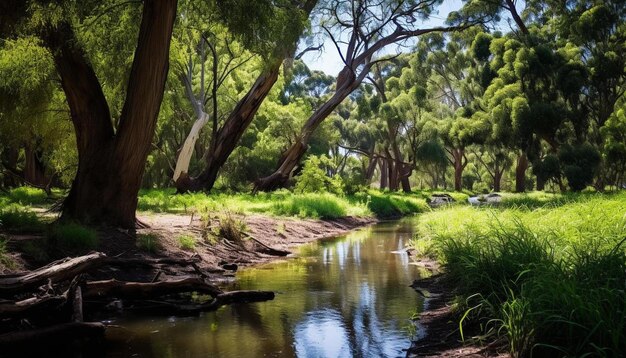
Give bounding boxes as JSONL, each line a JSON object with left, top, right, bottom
{"left": 271, "top": 193, "right": 348, "bottom": 219}
{"left": 49, "top": 223, "right": 99, "bottom": 254}
{"left": 3, "top": 186, "right": 50, "bottom": 206}
{"left": 294, "top": 155, "right": 343, "bottom": 195}
{"left": 559, "top": 144, "right": 601, "bottom": 191}
{"left": 412, "top": 193, "right": 626, "bottom": 357}
{"left": 0, "top": 207, "right": 44, "bottom": 233}
{"left": 361, "top": 192, "right": 429, "bottom": 219}
{"left": 0, "top": 236, "right": 15, "bottom": 270}
{"left": 137, "top": 233, "right": 160, "bottom": 253}
{"left": 177, "top": 235, "right": 196, "bottom": 250}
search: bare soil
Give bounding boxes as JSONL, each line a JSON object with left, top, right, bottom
{"left": 1, "top": 212, "right": 376, "bottom": 281}
{"left": 408, "top": 271, "right": 509, "bottom": 358}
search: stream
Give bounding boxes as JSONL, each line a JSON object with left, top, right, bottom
{"left": 105, "top": 218, "right": 424, "bottom": 357}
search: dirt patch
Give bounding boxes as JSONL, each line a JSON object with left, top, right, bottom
{"left": 135, "top": 213, "right": 375, "bottom": 276}
{"left": 407, "top": 270, "right": 509, "bottom": 358}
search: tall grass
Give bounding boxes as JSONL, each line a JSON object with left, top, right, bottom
{"left": 412, "top": 193, "right": 626, "bottom": 357}
{"left": 0, "top": 206, "right": 44, "bottom": 233}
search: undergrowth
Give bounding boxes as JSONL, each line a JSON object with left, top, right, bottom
{"left": 411, "top": 192, "right": 626, "bottom": 357}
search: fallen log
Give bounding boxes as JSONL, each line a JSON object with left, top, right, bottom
{"left": 123, "top": 290, "right": 275, "bottom": 315}
{"left": 0, "top": 252, "right": 108, "bottom": 296}
{"left": 83, "top": 277, "right": 224, "bottom": 299}
{"left": 0, "top": 295, "right": 66, "bottom": 318}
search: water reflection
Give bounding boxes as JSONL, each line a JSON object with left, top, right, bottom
{"left": 105, "top": 218, "right": 423, "bottom": 358}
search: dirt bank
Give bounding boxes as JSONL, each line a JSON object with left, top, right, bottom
{"left": 1, "top": 212, "right": 376, "bottom": 279}
{"left": 407, "top": 272, "right": 508, "bottom": 358}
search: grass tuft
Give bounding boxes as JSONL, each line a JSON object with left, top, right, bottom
{"left": 137, "top": 233, "right": 160, "bottom": 253}
{"left": 177, "top": 235, "right": 196, "bottom": 250}
{"left": 0, "top": 207, "right": 44, "bottom": 233}
{"left": 48, "top": 223, "right": 99, "bottom": 254}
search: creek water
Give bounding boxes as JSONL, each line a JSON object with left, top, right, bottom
{"left": 105, "top": 218, "right": 424, "bottom": 358}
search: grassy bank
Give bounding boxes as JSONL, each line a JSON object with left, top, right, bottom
{"left": 411, "top": 192, "right": 626, "bottom": 357}
{"left": 137, "top": 188, "right": 431, "bottom": 219}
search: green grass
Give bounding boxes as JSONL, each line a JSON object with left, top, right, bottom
{"left": 356, "top": 191, "right": 430, "bottom": 218}
{"left": 0, "top": 236, "right": 15, "bottom": 270}
{"left": 177, "top": 235, "right": 196, "bottom": 250}
{"left": 137, "top": 189, "right": 372, "bottom": 218}
{"left": 137, "top": 233, "right": 160, "bottom": 253}
{"left": 48, "top": 223, "right": 99, "bottom": 254}
{"left": 0, "top": 206, "right": 45, "bottom": 233}
{"left": 411, "top": 192, "right": 626, "bottom": 357}
{"left": 0, "top": 186, "right": 58, "bottom": 206}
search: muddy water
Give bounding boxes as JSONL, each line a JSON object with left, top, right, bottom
{"left": 105, "top": 218, "right": 424, "bottom": 358}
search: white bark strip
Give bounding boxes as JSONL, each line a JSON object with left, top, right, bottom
{"left": 173, "top": 112, "right": 209, "bottom": 182}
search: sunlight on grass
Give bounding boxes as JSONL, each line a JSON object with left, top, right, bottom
{"left": 411, "top": 192, "right": 626, "bottom": 357}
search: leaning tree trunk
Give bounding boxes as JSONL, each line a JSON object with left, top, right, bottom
{"left": 515, "top": 151, "right": 528, "bottom": 193}
{"left": 46, "top": 0, "right": 177, "bottom": 229}
{"left": 173, "top": 112, "right": 209, "bottom": 187}
{"left": 176, "top": 63, "right": 282, "bottom": 192}
{"left": 365, "top": 157, "right": 377, "bottom": 183}
{"left": 254, "top": 67, "right": 361, "bottom": 191}
{"left": 174, "top": 0, "right": 318, "bottom": 193}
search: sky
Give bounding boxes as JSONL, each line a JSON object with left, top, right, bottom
{"left": 301, "top": 0, "right": 521, "bottom": 76}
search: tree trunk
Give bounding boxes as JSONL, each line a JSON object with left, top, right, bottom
{"left": 536, "top": 175, "right": 545, "bottom": 191}
{"left": 23, "top": 145, "right": 49, "bottom": 187}
{"left": 175, "top": 0, "right": 318, "bottom": 193}
{"left": 400, "top": 170, "right": 411, "bottom": 193}
{"left": 515, "top": 151, "right": 528, "bottom": 193}
{"left": 254, "top": 65, "right": 364, "bottom": 192}
{"left": 494, "top": 168, "right": 503, "bottom": 192}
{"left": 45, "top": 0, "right": 177, "bottom": 229}
{"left": 380, "top": 158, "right": 388, "bottom": 189}
{"left": 177, "top": 63, "right": 283, "bottom": 192}
{"left": 365, "top": 157, "right": 377, "bottom": 183}
{"left": 173, "top": 112, "right": 209, "bottom": 185}
{"left": 451, "top": 148, "right": 466, "bottom": 192}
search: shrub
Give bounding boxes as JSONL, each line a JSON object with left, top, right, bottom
{"left": 177, "top": 235, "right": 196, "bottom": 250}
{"left": 49, "top": 223, "right": 99, "bottom": 254}
{"left": 218, "top": 213, "right": 247, "bottom": 244}
{"left": 364, "top": 192, "right": 428, "bottom": 218}
{"left": 294, "top": 155, "right": 343, "bottom": 195}
{"left": 6, "top": 186, "right": 49, "bottom": 206}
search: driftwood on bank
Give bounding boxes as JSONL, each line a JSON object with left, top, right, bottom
{"left": 0, "top": 251, "right": 276, "bottom": 350}
{"left": 83, "top": 277, "right": 224, "bottom": 299}
{"left": 244, "top": 232, "right": 291, "bottom": 256}
{"left": 0, "top": 252, "right": 107, "bottom": 295}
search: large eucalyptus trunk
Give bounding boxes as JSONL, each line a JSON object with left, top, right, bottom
{"left": 46, "top": 0, "right": 177, "bottom": 229}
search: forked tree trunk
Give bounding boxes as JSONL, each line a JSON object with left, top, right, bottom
{"left": 515, "top": 151, "right": 528, "bottom": 193}
{"left": 175, "top": 0, "right": 318, "bottom": 193}
{"left": 45, "top": 0, "right": 177, "bottom": 229}
{"left": 176, "top": 63, "right": 282, "bottom": 192}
